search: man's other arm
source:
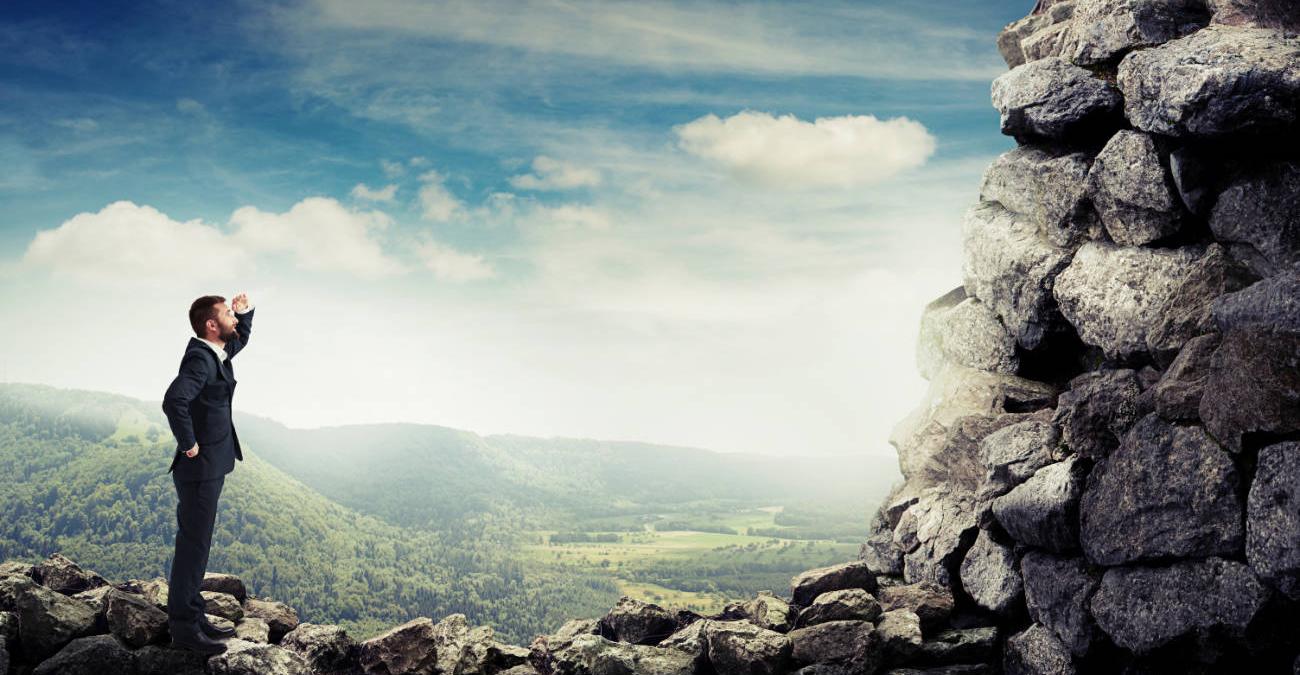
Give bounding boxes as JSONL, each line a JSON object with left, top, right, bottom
{"left": 225, "top": 304, "right": 255, "bottom": 360}
{"left": 161, "top": 351, "right": 213, "bottom": 452}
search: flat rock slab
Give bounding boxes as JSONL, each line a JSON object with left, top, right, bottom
{"left": 1118, "top": 25, "right": 1300, "bottom": 139}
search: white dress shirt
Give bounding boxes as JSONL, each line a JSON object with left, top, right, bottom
{"left": 196, "top": 303, "right": 255, "bottom": 363}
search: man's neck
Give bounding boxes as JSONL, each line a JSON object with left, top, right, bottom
{"left": 203, "top": 335, "right": 226, "bottom": 349}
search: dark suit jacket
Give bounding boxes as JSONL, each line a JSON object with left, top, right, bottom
{"left": 162, "top": 308, "right": 254, "bottom": 481}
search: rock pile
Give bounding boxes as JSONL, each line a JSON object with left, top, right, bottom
{"left": 0, "top": 552, "right": 988, "bottom": 674}
{"left": 863, "top": 0, "right": 1300, "bottom": 672}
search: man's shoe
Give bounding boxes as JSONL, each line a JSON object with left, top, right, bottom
{"left": 169, "top": 621, "right": 228, "bottom": 655}
{"left": 199, "top": 615, "right": 237, "bottom": 639}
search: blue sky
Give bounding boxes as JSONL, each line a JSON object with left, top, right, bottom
{"left": 0, "top": 0, "right": 1030, "bottom": 459}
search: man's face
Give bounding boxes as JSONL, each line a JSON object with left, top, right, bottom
{"left": 209, "top": 302, "right": 238, "bottom": 341}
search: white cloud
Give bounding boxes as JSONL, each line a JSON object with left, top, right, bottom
{"left": 417, "top": 169, "right": 464, "bottom": 222}
{"left": 230, "top": 197, "right": 407, "bottom": 279}
{"left": 509, "top": 155, "right": 602, "bottom": 191}
{"left": 381, "top": 159, "right": 406, "bottom": 177}
{"left": 674, "top": 110, "right": 936, "bottom": 188}
{"left": 408, "top": 156, "right": 429, "bottom": 167}
{"left": 412, "top": 234, "right": 494, "bottom": 282}
{"left": 350, "top": 182, "right": 398, "bottom": 202}
{"left": 20, "top": 201, "right": 254, "bottom": 284}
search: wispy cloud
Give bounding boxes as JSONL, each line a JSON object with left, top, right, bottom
{"left": 298, "top": 0, "right": 1005, "bottom": 80}
{"left": 417, "top": 169, "right": 464, "bottom": 222}
{"left": 412, "top": 233, "right": 495, "bottom": 282}
{"left": 509, "top": 156, "right": 602, "bottom": 191}
{"left": 351, "top": 182, "right": 398, "bottom": 202}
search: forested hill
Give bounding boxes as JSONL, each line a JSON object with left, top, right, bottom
{"left": 234, "top": 412, "right": 895, "bottom": 534}
{"left": 0, "top": 381, "right": 893, "bottom": 645}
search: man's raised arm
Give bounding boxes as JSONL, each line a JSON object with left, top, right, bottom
{"left": 225, "top": 299, "right": 255, "bottom": 360}
{"left": 162, "top": 351, "right": 213, "bottom": 452}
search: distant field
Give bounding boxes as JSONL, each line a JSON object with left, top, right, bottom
{"left": 519, "top": 505, "right": 862, "bottom": 613}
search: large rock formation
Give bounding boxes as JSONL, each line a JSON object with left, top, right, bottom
{"left": 862, "top": 2, "right": 1300, "bottom": 673}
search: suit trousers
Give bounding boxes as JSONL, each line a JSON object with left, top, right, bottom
{"left": 167, "top": 473, "right": 225, "bottom": 624}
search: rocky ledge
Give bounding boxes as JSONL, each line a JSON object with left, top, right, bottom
{"left": 0, "top": 551, "right": 995, "bottom": 674}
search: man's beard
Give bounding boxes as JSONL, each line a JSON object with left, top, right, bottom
{"left": 221, "top": 326, "right": 237, "bottom": 342}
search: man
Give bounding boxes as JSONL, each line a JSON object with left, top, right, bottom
{"left": 160, "top": 292, "right": 254, "bottom": 654}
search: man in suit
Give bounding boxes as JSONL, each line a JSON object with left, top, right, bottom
{"left": 161, "top": 292, "right": 254, "bottom": 654}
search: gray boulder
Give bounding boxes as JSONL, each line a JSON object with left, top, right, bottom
{"left": 861, "top": 509, "right": 906, "bottom": 577}
{"left": 242, "top": 596, "right": 298, "bottom": 643}
{"left": 911, "top": 626, "right": 1000, "bottom": 667}
{"left": 895, "top": 362, "right": 1057, "bottom": 492}
{"left": 202, "top": 590, "right": 244, "bottom": 622}
{"left": 597, "top": 596, "right": 678, "bottom": 645}
{"left": 1118, "top": 25, "right": 1300, "bottom": 138}
{"left": 280, "top": 623, "right": 360, "bottom": 675}
{"left": 875, "top": 609, "right": 923, "bottom": 665}
{"left": 1152, "top": 333, "right": 1220, "bottom": 421}
{"left": 1210, "top": 0, "right": 1300, "bottom": 29}
{"left": 235, "top": 616, "right": 270, "bottom": 643}
{"left": 357, "top": 616, "right": 440, "bottom": 675}
{"left": 916, "top": 289, "right": 1019, "bottom": 379}
{"left": 993, "top": 457, "right": 1088, "bottom": 553}
{"left": 1021, "top": 552, "right": 1100, "bottom": 658}
{"left": 899, "top": 491, "right": 980, "bottom": 590}
{"left": 978, "top": 145, "right": 1100, "bottom": 249}
{"left": 787, "top": 620, "right": 878, "bottom": 670}
{"left": 791, "top": 560, "right": 878, "bottom": 606}
{"left": 1089, "top": 557, "right": 1270, "bottom": 654}
{"left": 962, "top": 201, "right": 1075, "bottom": 351}
{"left": 1058, "top": 0, "right": 1211, "bottom": 66}
{"left": 32, "top": 634, "right": 134, "bottom": 675}
{"left": 32, "top": 553, "right": 108, "bottom": 596}
{"left": 1086, "top": 130, "right": 1185, "bottom": 246}
{"left": 1003, "top": 623, "right": 1076, "bottom": 675}
{"left": 991, "top": 57, "right": 1124, "bottom": 142}
{"left": 977, "top": 411, "right": 1063, "bottom": 502}
{"left": 1051, "top": 368, "right": 1143, "bottom": 460}
{"left": 206, "top": 637, "right": 312, "bottom": 675}
{"left": 1199, "top": 326, "right": 1300, "bottom": 453}
{"left": 1145, "top": 243, "right": 1258, "bottom": 365}
{"left": 104, "top": 587, "right": 168, "bottom": 648}
{"left": 1053, "top": 239, "right": 1206, "bottom": 359}
{"left": 741, "top": 591, "right": 799, "bottom": 633}
{"left": 1210, "top": 267, "right": 1300, "bottom": 334}
{"left": 796, "top": 589, "right": 881, "bottom": 628}
{"left": 1246, "top": 441, "right": 1300, "bottom": 600}
{"left": 201, "top": 573, "right": 249, "bottom": 604}
{"left": 704, "top": 620, "right": 796, "bottom": 675}
{"left": 1209, "top": 161, "right": 1300, "bottom": 277}
{"left": 998, "top": 1, "right": 1078, "bottom": 68}
{"left": 1080, "top": 412, "right": 1244, "bottom": 565}
{"left": 11, "top": 575, "right": 98, "bottom": 662}
{"left": 959, "top": 529, "right": 1024, "bottom": 615}
{"left": 878, "top": 581, "right": 955, "bottom": 633}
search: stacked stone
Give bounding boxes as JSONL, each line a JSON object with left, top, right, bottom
{"left": 861, "top": 0, "right": 1300, "bottom": 672}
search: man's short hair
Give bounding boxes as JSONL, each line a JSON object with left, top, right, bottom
{"left": 189, "top": 295, "right": 226, "bottom": 337}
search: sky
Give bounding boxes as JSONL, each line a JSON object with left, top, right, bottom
{"left": 0, "top": 0, "right": 1030, "bottom": 460}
